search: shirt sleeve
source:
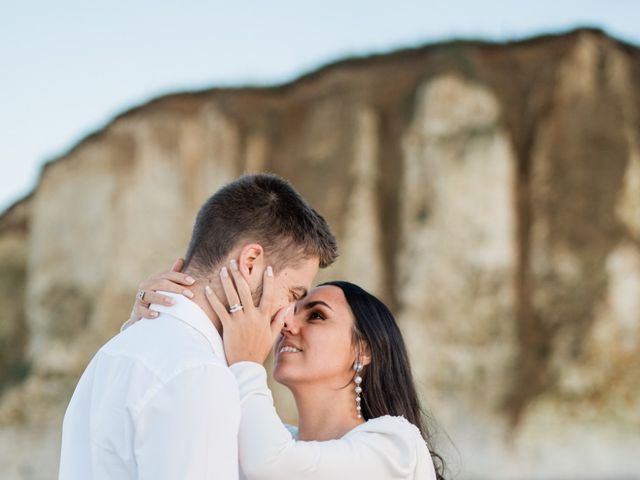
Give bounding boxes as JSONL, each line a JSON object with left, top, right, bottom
{"left": 230, "top": 362, "right": 431, "bottom": 480}
{"left": 133, "top": 364, "right": 240, "bottom": 480}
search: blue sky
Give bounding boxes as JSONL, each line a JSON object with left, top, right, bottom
{"left": 1, "top": 0, "right": 639, "bottom": 212}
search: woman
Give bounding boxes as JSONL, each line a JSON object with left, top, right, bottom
{"left": 128, "top": 261, "right": 446, "bottom": 479}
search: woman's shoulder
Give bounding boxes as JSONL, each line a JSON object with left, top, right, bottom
{"left": 350, "top": 415, "right": 424, "bottom": 440}
{"left": 284, "top": 417, "right": 423, "bottom": 445}
{"left": 348, "top": 416, "right": 437, "bottom": 478}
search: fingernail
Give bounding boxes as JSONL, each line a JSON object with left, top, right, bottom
{"left": 205, "top": 285, "right": 212, "bottom": 295}
{"left": 150, "top": 311, "right": 159, "bottom": 318}
{"left": 164, "top": 297, "right": 175, "bottom": 306}
{"left": 183, "top": 289, "right": 194, "bottom": 298}
{"left": 221, "top": 267, "right": 229, "bottom": 278}
{"left": 266, "top": 266, "right": 273, "bottom": 277}
{"left": 185, "top": 276, "right": 195, "bottom": 284}
{"left": 230, "top": 259, "right": 238, "bottom": 271}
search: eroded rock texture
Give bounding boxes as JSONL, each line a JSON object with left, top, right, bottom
{"left": 1, "top": 29, "right": 638, "bottom": 479}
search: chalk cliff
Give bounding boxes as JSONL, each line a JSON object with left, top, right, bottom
{"left": 1, "top": 29, "right": 639, "bottom": 479}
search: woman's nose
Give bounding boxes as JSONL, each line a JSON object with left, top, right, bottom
{"left": 282, "top": 310, "right": 302, "bottom": 335}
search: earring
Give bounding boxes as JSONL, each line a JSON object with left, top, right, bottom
{"left": 353, "top": 362, "right": 363, "bottom": 418}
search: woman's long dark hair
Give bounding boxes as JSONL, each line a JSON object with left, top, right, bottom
{"left": 320, "top": 281, "right": 446, "bottom": 480}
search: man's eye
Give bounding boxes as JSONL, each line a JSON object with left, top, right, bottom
{"left": 290, "top": 290, "right": 301, "bottom": 301}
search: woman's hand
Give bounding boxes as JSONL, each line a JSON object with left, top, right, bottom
{"left": 126, "top": 258, "right": 195, "bottom": 326}
{"left": 204, "top": 260, "right": 291, "bottom": 365}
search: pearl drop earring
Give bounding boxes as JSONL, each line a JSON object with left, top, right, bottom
{"left": 353, "top": 362, "right": 363, "bottom": 418}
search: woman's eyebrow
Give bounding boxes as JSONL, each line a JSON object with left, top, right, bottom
{"left": 301, "top": 300, "right": 333, "bottom": 311}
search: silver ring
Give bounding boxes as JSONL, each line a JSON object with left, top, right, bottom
{"left": 228, "top": 303, "right": 244, "bottom": 314}
{"left": 136, "top": 289, "right": 147, "bottom": 303}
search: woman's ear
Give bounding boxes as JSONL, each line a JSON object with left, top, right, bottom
{"left": 237, "top": 243, "right": 265, "bottom": 283}
{"left": 357, "top": 341, "right": 372, "bottom": 367}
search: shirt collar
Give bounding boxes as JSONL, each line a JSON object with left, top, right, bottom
{"left": 150, "top": 291, "right": 227, "bottom": 366}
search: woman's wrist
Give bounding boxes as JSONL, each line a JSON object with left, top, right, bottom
{"left": 225, "top": 352, "right": 268, "bottom": 366}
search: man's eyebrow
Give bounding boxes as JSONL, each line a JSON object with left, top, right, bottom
{"left": 301, "top": 300, "right": 333, "bottom": 311}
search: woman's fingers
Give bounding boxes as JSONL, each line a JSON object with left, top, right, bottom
{"left": 259, "top": 266, "right": 275, "bottom": 313}
{"left": 132, "top": 301, "right": 159, "bottom": 320}
{"left": 139, "top": 306, "right": 160, "bottom": 319}
{"left": 228, "top": 260, "right": 255, "bottom": 309}
{"left": 270, "top": 304, "right": 290, "bottom": 337}
{"left": 205, "top": 285, "right": 231, "bottom": 327}
{"left": 141, "top": 271, "right": 195, "bottom": 288}
{"left": 219, "top": 266, "right": 241, "bottom": 311}
{"left": 139, "top": 291, "right": 176, "bottom": 307}
{"left": 139, "top": 279, "right": 194, "bottom": 298}
{"left": 171, "top": 257, "right": 185, "bottom": 273}
{"left": 126, "top": 263, "right": 193, "bottom": 331}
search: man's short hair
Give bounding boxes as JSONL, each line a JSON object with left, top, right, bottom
{"left": 183, "top": 173, "right": 338, "bottom": 275}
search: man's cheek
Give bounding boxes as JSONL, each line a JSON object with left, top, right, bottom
{"left": 273, "top": 287, "right": 290, "bottom": 312}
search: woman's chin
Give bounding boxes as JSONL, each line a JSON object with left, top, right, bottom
{"left": 272, "top": 366, "right": 287, "bottom": 384}
{"left": 273, "top": 366, "right": 299, "bottom": 388}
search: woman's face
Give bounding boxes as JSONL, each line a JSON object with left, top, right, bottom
{"left": 273, "top": 285, "right": 358, "bottom": 389}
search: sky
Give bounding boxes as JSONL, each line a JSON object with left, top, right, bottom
{"left": 1, "top": 0, "right": 639, "bottom": 213}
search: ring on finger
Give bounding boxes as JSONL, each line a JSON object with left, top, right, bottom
{"left": 228, "top": 303, "right": 244, "bottom": 314}
{"left": 136, "top": 289, "right": 149, "bottom": 305}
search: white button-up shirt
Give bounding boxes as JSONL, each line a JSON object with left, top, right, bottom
{"left": 59, "top": 292, "right": 240, "bottom": 480}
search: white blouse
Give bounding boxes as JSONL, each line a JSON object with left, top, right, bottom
{"left": 230, "top": 362, "right": 438, "bottom": 480}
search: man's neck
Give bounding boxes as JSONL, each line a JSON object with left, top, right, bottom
{"left": 188, "top": 282, "right": 224, "bottom": 336}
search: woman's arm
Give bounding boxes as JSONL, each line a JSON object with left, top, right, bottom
{"left": 230, "top": 362, "right": 428, "bottom": 480}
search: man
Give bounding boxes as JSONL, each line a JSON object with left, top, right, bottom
{"left": 59, "top": 173, "right": 338, "bottom": 479}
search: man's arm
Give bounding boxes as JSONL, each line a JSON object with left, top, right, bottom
{"left": 133, "top": 364, "right": 240, "bottom": 480}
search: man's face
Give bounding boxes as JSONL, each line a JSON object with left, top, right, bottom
{"left": 268, "top": 257, "right": 320, "bottom": 318}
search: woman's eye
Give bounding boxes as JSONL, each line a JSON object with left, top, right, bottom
{"left": 308, "top": 311, "right": 325, "bottom": 321}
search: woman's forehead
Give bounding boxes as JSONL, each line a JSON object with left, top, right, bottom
{"left": 296, "top": 285, "right": 347, "bottom": 309}
{"left": 309, "top": 284, "right": 342, "bottom": 299}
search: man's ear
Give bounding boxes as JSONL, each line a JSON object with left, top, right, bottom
{"left": 237, "top": 243, "right": 265, "bottom": 282}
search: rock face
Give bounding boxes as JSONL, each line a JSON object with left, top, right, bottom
{"left": 1, "top": 29, "right": 639, "bottom": 479}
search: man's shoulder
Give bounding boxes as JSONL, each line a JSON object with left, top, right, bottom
{"left": 101, "top": 314, "right": 225, "bottom": 378}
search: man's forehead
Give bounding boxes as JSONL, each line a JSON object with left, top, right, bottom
{"left": 281, "top": 260, "right": 318, "bottom": 289}
{"left": 281, "top": 256, "right": 320, "bottom": 278}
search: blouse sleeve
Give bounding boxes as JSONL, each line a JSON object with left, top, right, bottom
{"left": 229, "top": 362, "right": 435, "bottom": 480}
